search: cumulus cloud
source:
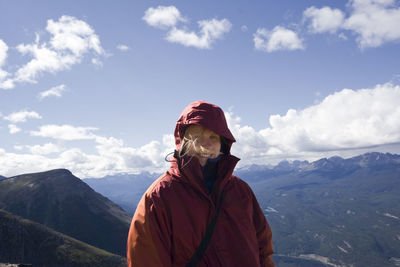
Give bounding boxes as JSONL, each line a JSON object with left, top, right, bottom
{"left": 0, "top": 40, "right": 9, "bottom": 75}
{"left": 344, "top": 0, "right": 400, "bottom": 48}
{"left": 30, "top": 124, "right": 98, "bottom": 140}
{"left": 4, "top": 110, "right": 42, "bottom": 123}
{"left": 302, "top": 0, "right": 400, "bottom": 48}
{"left": 0, "top": 40, "right": 7, "bottom": 69}
{"left": 226, "top": 82, "right": 400, "bottom": 165}
{"left": 23, "top": 124, "right": 173, "bottom": 177}
{"left": 46, "top": 15, "right": 104, "bottom": 55}
{"left": 38, "top": 84, "right": 66, "bottom": 100}
{"left": 0, "top": 149, "right": 54, "bottom": 177}
{"left": 8, "top": 124, "right": 21, "bottom": 134}
{"left": 94, "top": 134, "right": 175, "bottom": 170}
{"left": 303, "top": 6, "right": 345, "bottom": 33}
{"left": 0, "top": 15, "right": 105, "bottom": 89}
{"left": 262, "top": 84, "right": 400, "bottom": 151}
{"left": 26, "top": 143, "right": 62, "bottom": 155}
{"left": 144, "top": 6, "right": 231, "bottom": 49}
{"left": 0, "top": 39, "right": 11, "bottom": 89}
{"left": 253, "top": 26, "right": 304, "bottom": 52}
{"left": 2, "top": 83, "right": 399, "bottom": 177}
{"left": 117, "top": 44, "right": 130, "bottom": 51}
{"left": 143, "top": 6, "right": 186, "bottom": 28}
{"left": 166, "top": 19, "right": 232, "bottom": 49}
{"left": 0, "top": 126, "right": 175, "bottom": 177}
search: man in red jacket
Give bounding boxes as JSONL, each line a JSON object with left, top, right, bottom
{"left": 127, "top": 101, "right": 275, "bottom": 266}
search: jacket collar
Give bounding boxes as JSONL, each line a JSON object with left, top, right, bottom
{"left": 169, "top": 152, "right": 240, "bottom": 200}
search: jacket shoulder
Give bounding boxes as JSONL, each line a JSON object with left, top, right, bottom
{"left": 229, "top": 175, "right": 252, "bottom": 191}
{"left": 144, "top": 172, "right": 182, "bottom": 200}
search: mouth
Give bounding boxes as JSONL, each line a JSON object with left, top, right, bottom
{"left": 196, "top": 152, "right": 217, "bottom": 158}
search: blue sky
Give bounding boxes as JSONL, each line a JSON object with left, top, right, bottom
{"left": 1, "top": 0, "right": 400, "bottom": 178}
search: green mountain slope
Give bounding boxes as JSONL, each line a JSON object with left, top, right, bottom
{"left": 0, "top": 209, "right": 126, "bottom": 267}
{"left": 0, "top": 169, "right": 131, "bottom": 256}
{"left": 247, "top": 153, "right": 400, "bottom": 266}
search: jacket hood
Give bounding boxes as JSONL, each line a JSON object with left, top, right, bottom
{"left": 174, "top": 101, "right": 236, "bottom": 153}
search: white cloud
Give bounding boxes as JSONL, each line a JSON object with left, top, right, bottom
{"left": 2, "top": 83, "right": 399, "bottom": 177}
{"left": 0, "top": 40, "right": 7, "bottom": 68}
{"left": 303, "top": 6, "right": 345, "bottom": 33}
{"left": 30, "top": 124, "right": 98, "bottom": 140}
{"left": 143, "top": 6, "right": 186, "bottom": 28}
{"left": 166, "top": 18, "right": 232, "bottom": 49}
{"left": 262, "top": 83, "right": 400, "bottom": 150}
{"left": 0, "top": 40, "right": 9, "bottom": 76}
{"left": 302, "top": 0, "right": 400, "bottom": 48}
{"left": 8, "top": 124, "right": 21, "bottom": 134}
{"left": 4, "top": 110, "right": 42, "bottom": 123}
{"left": 144, "top": 6, "right": 231, "bottom": 49}
{"left": 94, "top": 136, "right": 169, "bottom": 170}
{"left": 117, "top": 44, "right": 130, "bottom": 51}
{"left": 1, "top": 16, "right": 105, "bottom": 89}
{"left": 47, "top": 15, "right": 104, "bottom": 55}
{"left": 38, "top": 84, "right": 66, "bottom": 100}
{"left": 24, "top": 124, "right": 173, "bottom": 176}
{"left": 343, "top": 0, "right": 400, "bottom": 48}
{"left": 0, "top": 39, "right": 11, "bottom": 89}
{"left": 0, "top": 130, "right": 173, "bottom": 178}
{"left": 0, "top": 149, "right": 54, "bottom": 177}
{"left": 27, "top": 143, "right": 62, "bottom": 155}
{"left": 13, "top": 37, "right": 64, "bottom": 84}
{"left": 225, "top": 112, "right": 270, "bottom": 158}
{"left": 254, "top": 26, "right": 304, "bottom": 52}
{"left": 14, "top": 145, "right": 23, "bottom": 151}
{"left": 225, "top": 82, "right": 400, "bottom": 165}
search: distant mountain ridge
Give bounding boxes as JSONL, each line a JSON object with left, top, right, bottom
{"left": 0, "top": 209, "right": 125, "bottom": 266}
{"left": 236, "top": 152, "right": 400, "bottom": 181}
{"left": 247, "top": 152, "right": 400, "bottom": 266}
{"left": 84, "top": 152, "right": 400, "bottom": 213}
{"left": 84, "top": 172, "right": 156, "bottom": 215}
{"left": 0, "top": 169, "right": 131, "bottom": 257}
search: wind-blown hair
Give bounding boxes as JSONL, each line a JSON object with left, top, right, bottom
{"left": 178, "top": 125, "right": 229, "bottom": 158}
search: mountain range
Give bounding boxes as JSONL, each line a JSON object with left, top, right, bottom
{"left": 241, "top": 152, "right": 400, "bottom": 266}
{"left": 1, "top": 152, "right": 399, "bottom": 266}
{"left": 0, "top": 169, "right": 131, "bottom": 266}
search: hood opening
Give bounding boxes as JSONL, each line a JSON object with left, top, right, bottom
{"left": 174, "top": 101, "right": 236, "bottom": 155}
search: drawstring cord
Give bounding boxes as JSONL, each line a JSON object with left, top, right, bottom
{"left": 164, "top": 151, "right": 176, "bottom": 162}
{"left": 164, "top": 150, "right": 194, "bottom": 171}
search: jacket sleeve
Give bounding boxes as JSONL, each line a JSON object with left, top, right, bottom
{"left": 127, "top": 190, "right": 172, "bottom": 267}
{"left": 250, "top": 189, "right": 275, "bottom": 267}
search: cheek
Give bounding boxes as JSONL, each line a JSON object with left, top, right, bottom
{"left": 194, "top": 141, "right": 220, "bottom": 153}
{"left": 212, "top": 142, "right": 221, "bottom": 152}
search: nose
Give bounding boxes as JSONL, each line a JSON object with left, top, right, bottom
{"left": 197, "top": 136, "right": 212, "bottom": 148}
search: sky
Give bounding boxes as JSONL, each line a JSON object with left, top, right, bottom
{"left": 1, "top": 0, "right": 400, "bottom": 178}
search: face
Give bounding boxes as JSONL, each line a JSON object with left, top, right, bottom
{"left": 184, "top": 125, "right": 221, "bottom": 166}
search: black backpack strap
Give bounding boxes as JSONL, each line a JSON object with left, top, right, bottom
{"left": 186, "top": 190, "right": 226, "bottom": 267}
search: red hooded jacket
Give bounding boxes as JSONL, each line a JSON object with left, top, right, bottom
{"left": 127, "top": 101, "right": 275, "bottom": 266}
